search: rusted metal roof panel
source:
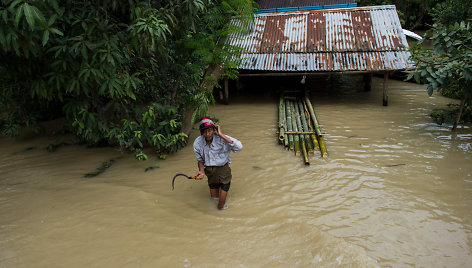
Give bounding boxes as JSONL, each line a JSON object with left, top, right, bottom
{"left": 229, "top": 5, "right": 412, "bottom": 71}
{"left": 237, "top": 51, "right": 412, "bottom": 71}
{"left": 231, "top": 16, "right": 266, "bottom": 53}
{"left": 256, "top": 0, "right": 356, "bottom": 9}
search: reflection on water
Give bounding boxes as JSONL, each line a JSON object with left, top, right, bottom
{"left": 1, "top": 76, "right": 471, "bottom": 267}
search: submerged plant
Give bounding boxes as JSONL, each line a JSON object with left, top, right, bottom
{"left": 84, "top": 159, "right": 116, "bottom": 178}
{"left": 431, "top": 104, "right": 472, "bottom": 125}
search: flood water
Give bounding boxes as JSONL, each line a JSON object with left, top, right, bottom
{"left": 1, "top": 76, "right": 471, "bottom": 267}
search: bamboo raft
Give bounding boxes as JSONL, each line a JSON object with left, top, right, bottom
{"left": 278, "top": 92, "right": 328, "bottom": 165}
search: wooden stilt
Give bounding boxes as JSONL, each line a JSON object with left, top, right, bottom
{"left": 383, "top": 72, "right": 389, "bottom": 106}
{"left": 218, "top": 89, "right": 223, "bottom": 101}
{"left": 223, "top": 77, "right": 229, "bottom": 105}
{"left": 364, "top": 73, "right": 372, "bottom": 92}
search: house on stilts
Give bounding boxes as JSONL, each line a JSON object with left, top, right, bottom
{"left": 221, "top": 1, "right": 413, "bottom": 105}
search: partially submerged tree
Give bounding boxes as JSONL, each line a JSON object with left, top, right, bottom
{"left": 409, "top": 22, "right": 471, "bottom": 130}
{"left": 0, "top": 0, "right": 255, "bottom": 159}
{"left": 408, "top": 0, "right": 472, "bottom": 130}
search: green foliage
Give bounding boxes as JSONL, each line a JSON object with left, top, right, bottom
{"left": 356, "top": 0, "right": 441, "bottom": 30}
{"left": 408, "top": 21, "right": 472, "bottom": 97}
{"left": 106, "top": 103, "right": 188, "bottom": 159}
{"left": 438, "top": 82, "right": 462, "bottom": 99}
{"left": 431, "top": 0, "right": 472, "bottom": 26}
{"left": 0, "top": 0, "right": 256, "bottom": 159}
{"left": 408, "top": 0, "right": 472, "bottom": 127}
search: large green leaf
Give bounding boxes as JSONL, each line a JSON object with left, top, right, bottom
{"left": 42, "top": 30, "right": 49, "bottom": 46}
{"left": 14, "top": 3, "right": 24, "bottom": 27}
{"left": 23, "top": 3, "right": 35, "bottom": 29}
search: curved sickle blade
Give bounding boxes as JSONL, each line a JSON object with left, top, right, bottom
{"left": 172, "top": 173, "right": 191, "bottom": 190}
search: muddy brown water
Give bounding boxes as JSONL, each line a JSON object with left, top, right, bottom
{"left": 1, "top": 76, "right": 471, "bottom": 267}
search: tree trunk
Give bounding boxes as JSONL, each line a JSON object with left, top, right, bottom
{"left": 180, "top": 14, "right": 233, "bottom": 136}
{"left": 181, "top": 65, "right": 224, "bottom": 135}
{"left": 170, "top": 75, "right": 181, "bottom": 106}
{"left": 382, "top": 72, "right": 389, "bottom": 106}
{"left": 452, "top": 91, "right": 469, "bottom": 131}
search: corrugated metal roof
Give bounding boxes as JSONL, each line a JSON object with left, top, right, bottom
{"left": 256, "top": 0, "right": 356, "bottom": 9}
{"left": 236, "top": 51, "right": 412, "bottom": 71}
{"left": 255, "top": 4, "right": 358, "bottom": 15}
{"left": 229, "top": 5, "right": 413, "bottom": 72}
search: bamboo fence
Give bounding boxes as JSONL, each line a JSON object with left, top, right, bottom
{"left": 277, "top": 92, "right": 328, "bottom": 165}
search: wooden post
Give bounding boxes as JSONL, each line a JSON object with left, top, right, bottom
{"left": 383, "top": 72, "right": 389, "bottom": 106}
{"left": 364, "top": 73, "right": 372, "bottom": 91}
{"left": 223, "top": 77, "right": 229, "bottom": 105}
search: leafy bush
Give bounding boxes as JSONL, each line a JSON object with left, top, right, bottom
{"left": 356, "top": 0, "right": 441, "bottom": 30}
{"left": 105, "top": 103, "right": 188, "bottom": 159}
{"left": 431, "top": 104, "right": 472, "bottom": 125}
{"left": 0, "top": 0, "right": 256, "bottom": 159}
{"left": 408, "top": 0, "right": 472, "bottom": 130}
{"left": 431, "top": 0, "right": 472, "bottom": 26}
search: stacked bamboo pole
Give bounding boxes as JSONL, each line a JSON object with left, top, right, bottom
{"left": 304, "top": 93, "right": 328, "bottom": 158}
{"left": 278, "top": 95, "right": 286, "bottom": 145}
{"left": 297, "top": 100, "right": 314, "bottom": 156}
{"left": 277, "top": 92, "right": 328, "bottom": 165}
{"left": 285, "top": 99, "right": 294, "bottom": 150}
{"left": 289, "top": 101, "right": 301, "bottom": 156}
